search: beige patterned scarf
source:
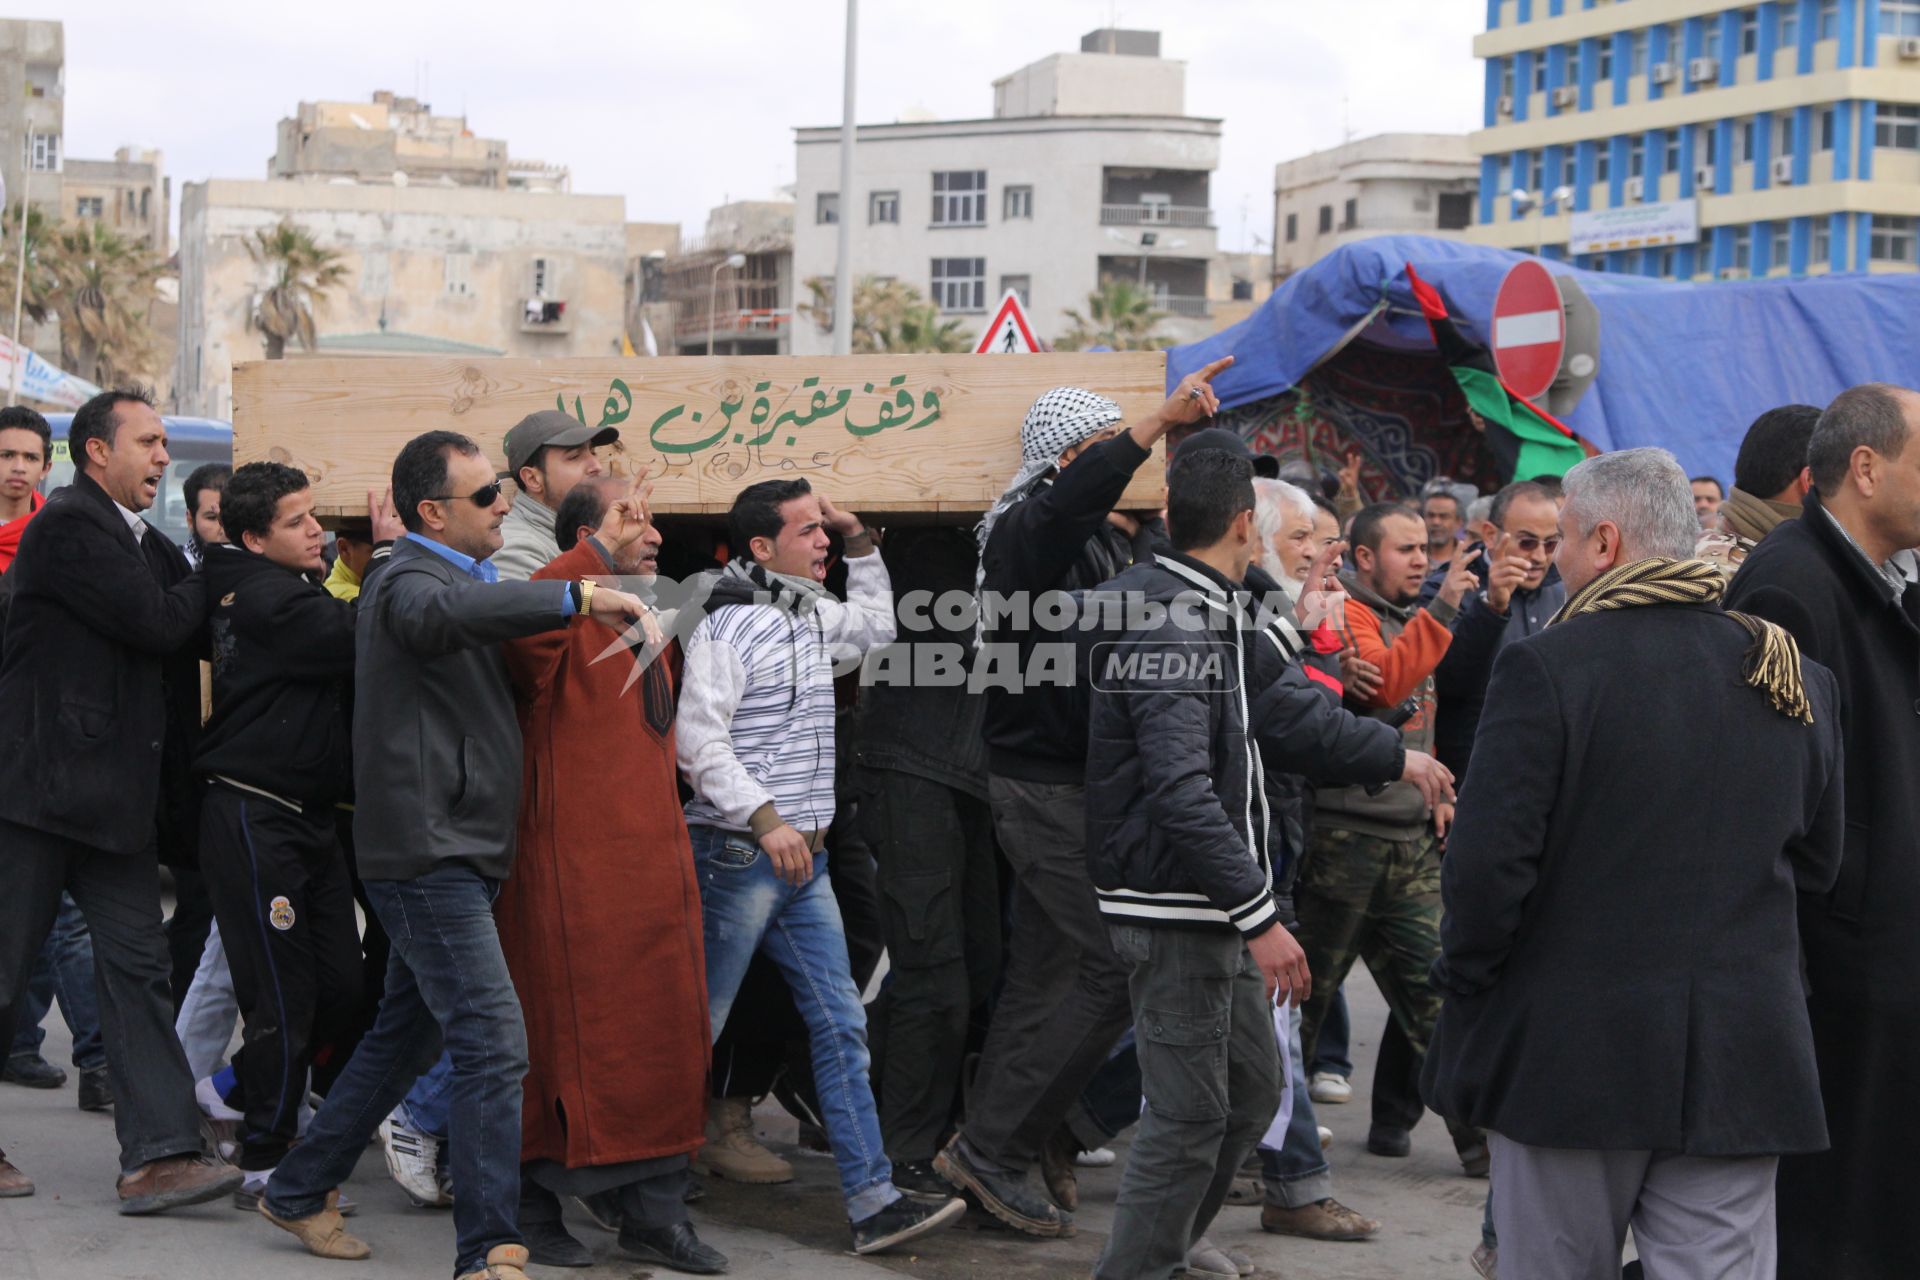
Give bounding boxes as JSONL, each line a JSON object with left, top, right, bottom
{"left": 1551, "top": 556, "right": 1812, "bottom": 723}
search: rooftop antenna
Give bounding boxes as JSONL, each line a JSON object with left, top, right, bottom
{"left": 1343, "top": 94, "right": 1353, "bottom": 144}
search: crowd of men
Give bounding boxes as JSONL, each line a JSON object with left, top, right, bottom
{"left": 0, "top": 372, "right": 1912, "bottom": 1280}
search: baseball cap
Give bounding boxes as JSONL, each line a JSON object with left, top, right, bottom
{"left": 1175, "top": 426, "right": 1281, "bottom": 479}
{"left": 503, "top": 410, "right": 620, "bottom": 477}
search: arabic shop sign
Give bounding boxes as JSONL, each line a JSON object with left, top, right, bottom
{"left": 1567, "top": 199, "right": 1700, "bottom": 256}
{"left": 555, "top": 373, "right": 944, "bottom": 458}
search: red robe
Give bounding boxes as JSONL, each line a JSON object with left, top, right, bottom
{"left": 498, "top": 542, "right": 709, "bottom": 1168}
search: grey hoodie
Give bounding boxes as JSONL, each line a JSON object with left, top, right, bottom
{"left": 492, "top": 493, "right": 560, "bottom": 583}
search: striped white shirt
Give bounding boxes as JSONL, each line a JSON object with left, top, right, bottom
{"left": 678, "top": 553, "right": 895, "bottom": 833}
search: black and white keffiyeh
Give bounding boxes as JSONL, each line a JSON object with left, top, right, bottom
{"left": 970, "top": 386, "right": 1124, "bottom": 644}
{"left": 975, "top": 387, "right": 1124, "bottom": 555}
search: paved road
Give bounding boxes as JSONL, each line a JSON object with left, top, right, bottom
{"left": 2, "top": 964, "right": 1486, "bottom": 1279}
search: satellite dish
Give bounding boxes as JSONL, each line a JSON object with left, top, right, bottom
{"left": 392, "top": 171, "right": 409, "bottom": 188}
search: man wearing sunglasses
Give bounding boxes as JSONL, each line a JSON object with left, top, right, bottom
{"left": 1429, "top": 481, "right": 1567, "bottom": 782}
{"left": 259, "top": 430, "right": 647, "bottom": 1280}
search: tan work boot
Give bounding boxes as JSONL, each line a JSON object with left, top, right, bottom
{"left": 695, "top": 1095, "right": 793, "bottom": 1184}
{"left": 0, "top": 1149, "right": 32, "bottom": 1198}
{"left": 1261, "top": 1196, "right": 1381, "bottom": 1241}
{"left": 260, "top": 1189, "right": 372, "bottom": 1260}
{"left": 456, "top": 1242, "right": 531, "bottom": 1280}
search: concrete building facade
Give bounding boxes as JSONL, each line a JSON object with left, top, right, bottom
{"left": 1273, "top": 134, "right": 1480, "bottom": 279}
{"left": 660, "top": 200, "right": 795, "bottom": 356}
{"left": 0, "top": 18, "right": 65, "bottom": 219}
{"left": 176, "top": 178, "right": 629, "bottom": 419}
{"left": 65, "top": 146, "right": 169, "bottom": 252}
{"left": 270, "top": 91, "right": 570, "bottom": 192}
{"left": 1469, "top": 0, "right": 1920, "bottom": 277}
{"left": 791, "top": 28, "right": 1221, "bottom": 353}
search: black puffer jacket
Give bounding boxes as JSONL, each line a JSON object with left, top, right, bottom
{"left": 1086, "top": 552, "right": 1402, "bottom": 938}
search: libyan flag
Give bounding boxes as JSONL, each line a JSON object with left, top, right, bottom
{"left": 1405, "top": 263, "right": 1590, "bottom": 482}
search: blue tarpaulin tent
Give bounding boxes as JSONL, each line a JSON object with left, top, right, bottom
{"left": 1167, "top": 234, "right": 1920, "bottom": 484}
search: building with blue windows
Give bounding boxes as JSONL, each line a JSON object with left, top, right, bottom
{"left": 1467, "top": 0, "right": 1920, "bottom": 277}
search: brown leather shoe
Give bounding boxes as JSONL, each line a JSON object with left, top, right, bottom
{"left": 116, "top": 1153, "right": 242, "bottom": 1215}
{"left": 456, "top": 1242, "right": 532, "bottom": 1280}
{"left": 1040, "top": 1127, "right": 1078, "bottom": 1212}
{"left": 1260, "top": 1197, "right": 1381, "bottom": 1241}
{"left": 260, "top": 1189, "right": 371, "bottom": 1259}
{"left": 0, "top": 1150, "right": 33, "bottom": 1198}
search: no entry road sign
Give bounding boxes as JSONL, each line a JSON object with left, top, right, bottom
{"left": 1490, "top": 260, "right": 1565, "bottom": 403}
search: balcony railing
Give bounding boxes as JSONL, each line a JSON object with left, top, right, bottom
{"left": 1157, "top": 295, "right": 1211, "bottom": 319}
{"left": 1101, "top": 203, "right": 1213, "bottom": 228}
{"left": 673, "top": 307, "right": 793, "bottom": 341}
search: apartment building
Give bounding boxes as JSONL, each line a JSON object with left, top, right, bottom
{"left": 1274, "top": 133, "right": 1480, "bottom": 279}
{"left": 1468, "top": 0, "right": 1920, "bottom": 277}
{"left": 791, "top": 28, "right": 1221, "bottom": 352}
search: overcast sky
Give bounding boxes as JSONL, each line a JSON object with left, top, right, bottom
{"left": 57, "top": 0, "right": 1485, "bottom": 253}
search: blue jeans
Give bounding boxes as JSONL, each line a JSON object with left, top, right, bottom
{"left": 690, "top": 824, "right": 897, "bottom": 1222}
{"left": 399, "top": 1052, "right": 454, "bottom": 1138}
{"left": 9, "top": 893, "right": 105, "bottom": 1071}
{"left": 265, "top": 866, "right": 527, "bottom": 1275}
{"left": 1260, "top": 1003, "right": 1332, "bottom": 1207}
{"left": 1311, "top": 983, "right": 1352, "bottom": 1078}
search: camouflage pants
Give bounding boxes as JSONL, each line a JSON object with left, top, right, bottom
{"left": 1293, "top": 826, "right": 1458, "bottom": 1135}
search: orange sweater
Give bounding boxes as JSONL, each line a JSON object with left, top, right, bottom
{"left": 1342, "top": 595, "right": 1455, "bottom": 708}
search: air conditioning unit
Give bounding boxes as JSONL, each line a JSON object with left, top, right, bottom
{"left": 1624, "top": 176, "right": 1646, "bottom": 202}
{"left": 1496, "top": 94, "right": 1516, "bottom": 116}
{"left": 1898, "top": 36, "right": 1920, "bottom": 59}
{"left": 1689, "top": 57, "right": 1720, "bottom": 84}
{"left": 1718, "top": 266, "right": 1744, "bottom": 280}
{"left": 1552, "top": 85, "right": 1579, "bottom": 109}
{"left": 1695, "top": 164, "right": 1717, "bottom": 191}
{"left": 1772, "top": 155, "right": 1795, "bottom": 184}
{"left": 1651, "top": 61, "right": 1678, "bottom": 85}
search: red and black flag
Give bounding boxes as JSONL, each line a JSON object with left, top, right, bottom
{"left": 1405, "top": 263, "right": 1589, "bottom": 482}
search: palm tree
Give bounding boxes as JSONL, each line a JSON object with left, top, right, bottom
{"left": 1054, "top": 279, "right": 1172, "bottom": 351}
{"left": 44, "top": 220, "right": 164, "bottom": 388}
{"left": 800, "top": 275, "right": 931, "bottom": 354}
{"left": 879, "top": 301, "right": 970, "bottom": 354}
{"left": 246, "top": 218, "right": 347, "bottom": 359}
{"left": 0, "top": 205, "right": 57, "bottom": 329}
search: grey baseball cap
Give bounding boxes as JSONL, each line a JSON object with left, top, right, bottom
{"left": 503, "top": 410, "right": 619, "bottom": 476}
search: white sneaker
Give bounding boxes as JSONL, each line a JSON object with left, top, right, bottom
{"left": 378, "top": 1110, "right": 451, "bottom": 1208}
{"left": 1318, "top": 1125, "right": 1334, "bottom": 1151}
{"left": 1309, "top": 1071, "right": 1352, "bottom": 1104}
{"left": 1074, "top": 1146, "right": 1118, "bottom": 1168}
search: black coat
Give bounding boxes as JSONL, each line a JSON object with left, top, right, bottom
{"left": 1725, "top": 493, "right": 1920, "bottom": 1278}
{"left": 0, "top": 472, "right": 206, "bottom": 858}
{"left": 1422, "top": 602, "right": 1844, "bottom": 1158}
{"left": 980, "top": 433, "right": 1154, "bottom": 782}
{"left": 195, "top": 542, "right": 388, "bottom": 806}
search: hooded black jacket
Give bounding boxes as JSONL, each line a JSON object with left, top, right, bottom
{"left": 194, "top": 541, "right": 388, "bottom": 806}
{"left": 1085, "top": 551, "right": 1403, "bottom": 938}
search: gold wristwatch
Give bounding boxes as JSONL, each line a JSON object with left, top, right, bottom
{"left": 578, "top": 579, "right": 595, "bottom": 616}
